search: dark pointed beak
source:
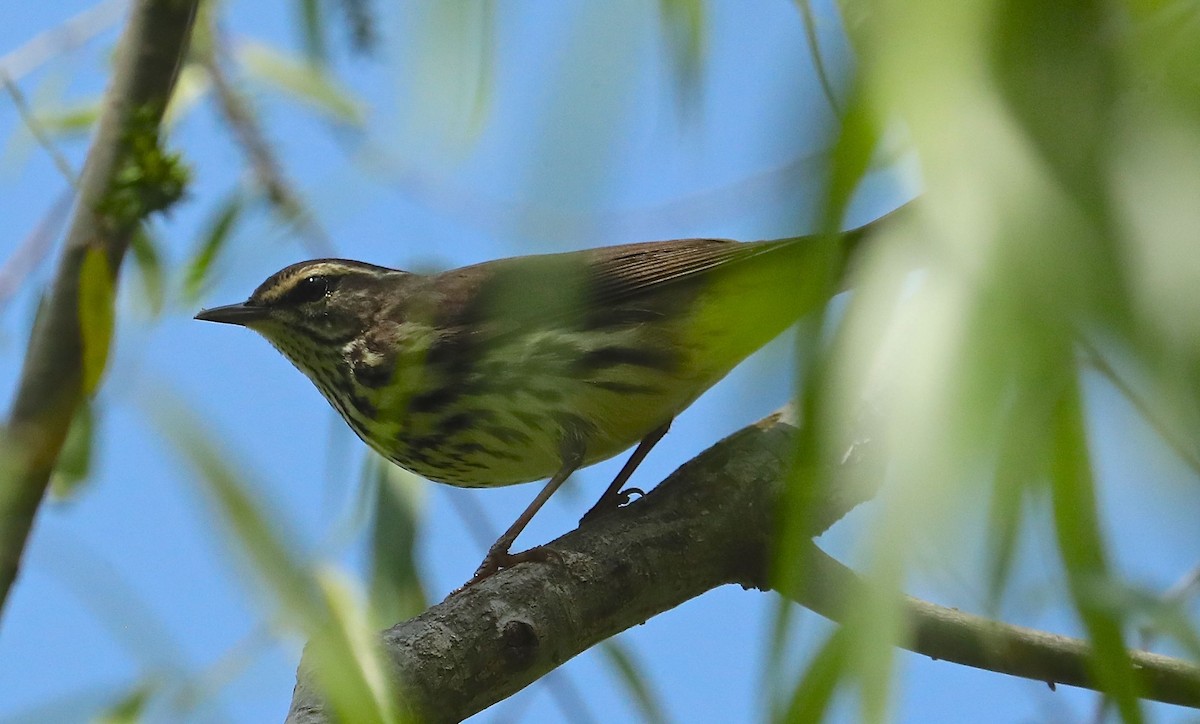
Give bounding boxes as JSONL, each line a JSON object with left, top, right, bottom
{"left": 194, "top": 302, "right": 269, "bottom": 326}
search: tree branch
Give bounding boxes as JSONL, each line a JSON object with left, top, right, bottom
{"left": 286, "top": 411, "right": 1200, "bottom": 722}
{"left": 0, "top": 0, "right": 199, "bottom": 617}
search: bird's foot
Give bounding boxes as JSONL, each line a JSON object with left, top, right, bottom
{"left": 453, "top": 545, "right": 562, "bottom": 594}
{"left": 579, "top": 486, "right": 646, "bottom": 525}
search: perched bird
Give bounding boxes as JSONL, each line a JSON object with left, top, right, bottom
{"left": 196, "top": 216, "right": 884, "bottom": 587}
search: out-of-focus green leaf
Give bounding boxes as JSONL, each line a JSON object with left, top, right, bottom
{"left": 658, "top": 0, "right": 705, "bottom": 105}
{"left": 130, "top": 227, "right": 165, "bottom": 316}
{"left": 991, "top": 0, "right": 1117, "bottom": 212}
{"left": 239, "top": 42, "right": 364, "bottom": 125}
{"left": 184, "top": 193, "right": 244, "bottom": 302}
{"left": 365, "top": 456, "right": 427, "bottom": 626}
{"left": 337, "top": 0, "right": 378, "bottom": 54}
{"left": 314, "top": 566, "right": 401, "bottom": 724}
{"left": 49, "top": 401, "right": 94, "bottom": 501}
{"left": 1050, "top": 377, "right": 1144, "bottom": 723}
{"left": 78, "top": 246, "right": 115, "bottom": 395}
{"left": 1108, "top": 581, "right": 1200, "bottom": 662}
{"left": 95, "top": 682, "right": 154, "bottom": 724}
{"left": 34, "top": 101, "right": 101, "bottom": 137}
{"left": 599, "top": 639, "right": 668, "bottom": 724}
{"left": 298, "top": 0, "right": 328, "bottom": 66}
{"left": 781, "top": 627, "right": 848, "bottom": 723}
{"left": 824, "top": 86, "right": 879, "bottom": 230}
{"left": 159, "top": 404, "right": 402, "bottom": 723}
{"left": 164, "top": 61, "right": 213, "bottom": 128}
{"left": 985, "top": 391, "right": 1051, "bottom": 610}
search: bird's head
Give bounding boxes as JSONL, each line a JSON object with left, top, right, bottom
{"left": 195, "top": 259, "right": 411, "bottom": 371}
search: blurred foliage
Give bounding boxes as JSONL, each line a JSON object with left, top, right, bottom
{"left": 77, "top": 246, "right": 115, "bottom": 394}
{"left": 94, "top": 105, "right": 190, "bottom": 227}
{"left": 363, "top": 456, "right": 427, "bottom": 626}
{"left": 161, "top": 403, "right": 403, "bottom": 723}
{"left": 48, "top": 399, "right": 93, "bottom": 500}
{"left": 599, "top": 639, "right": 670, "bottom": 724}
{"left": 768, "top": 0, "right": 1200, "bottom": 719}
{"left": 238, "top": 42, "right": 365, "bottom": 126}
{"left": 128, "top": 226, "right": 165, "bottom": 316}
{"left": 2, "top": 0, "right": 1199, "bottom": 721}
{"left": 184, "top": 191, "right": 245, "bottom": 303}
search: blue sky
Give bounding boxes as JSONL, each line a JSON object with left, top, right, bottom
{"left": 1, "top": 2, "right": 1197, "bottom": 723}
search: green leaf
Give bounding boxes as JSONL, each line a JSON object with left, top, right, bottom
{"left": 365, "top": 456, "right": 427, "bottom": 626}
{"left": 1050, "top": 376, "right": 1144, "bottom": 723}
{"left": 130, "top": 227, "right": 165, "bottom": 316}
{"left": 49, "top": 401, "right": 94, "bottom": 501}
{"left": 184, "top": 193, "right": 245, "bottom": 302}
{"left": 78, "top": 247, "right": 116, "bottom": 395}
{"left": 314, "top": 566, "right": 402, "bottom": 724}
{"left": 298, "top": 0, "right": 328, "bottom": 65}
{"left": 164, "top": 61, "right": 213, "bottom": 128}
{"left": 95, "top": 106, "right": 191, "bottom": 227}
{"left": 35, "top": 101, "right": 101, "bottom": 137}
{"left": 157, "top": 403, "right": 403, "bottom": 723}
{"left": 239, "top": 42, "right": 365, "bottom": 126}
{"left": 658, "top": 0, "right": 706, "bottom": 105}
{"left": 95, "top": 682, "right": 155, "bottom": 724}
{"left": 824, "top": 84, "right": 879, "bottom": 231}
{"left": 599, "top": 639, "right": 668, "bottom": 724}
{"left": 781, "top": 627, "right": 848, "bottom": 723}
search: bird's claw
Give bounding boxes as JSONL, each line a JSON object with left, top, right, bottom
{"left": 579, "top": 486, "right": 646, "bottom": 525}
{"left": 453, "top": 545, "right": 562, "bottom": 594}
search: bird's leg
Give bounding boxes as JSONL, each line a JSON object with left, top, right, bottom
{"left": 461, "top": 441, "right": 585, "bottom": 590}
{"left": 580, "top": 420, "right": 671, "bottom": 524}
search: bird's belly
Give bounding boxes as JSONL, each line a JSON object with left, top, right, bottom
{"left": 340, "top": 368, "right": 707, "bottom": 489}
{"left": 326, "top": 326, "right": 742, "bottom": 489}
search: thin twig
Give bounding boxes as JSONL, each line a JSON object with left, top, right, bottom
{"left": 201, "top": 23, "right": 334, "bottom": 257}
{"left": 1078, "top": 337, "right": 1200, "bottom": 476}
{"left": 796, "top": 0, "right": 842, "bottom": 117}
{"left": 2, "top": 73, "right": 79, "bottom": 186}
{"left": 0, "top": 189, "right": 73, "bottom": 309}
{"left": 0, "top": 0, "right": 127, "bottom": 82}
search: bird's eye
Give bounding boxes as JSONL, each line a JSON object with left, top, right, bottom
{"left": 285, "top": 275, "right": 333, "bottom": 305}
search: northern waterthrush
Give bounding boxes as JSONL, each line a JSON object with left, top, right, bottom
{"left": 196, "top": 217, "right": 883, "bottom": 586}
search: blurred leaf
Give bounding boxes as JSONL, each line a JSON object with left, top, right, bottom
{"left": 34, "top": 100, "right": 101, "bottom": 137}
{"left": 298, "top": 0, "right": 328, "bottom": 66}
{"left": 130, "top": 227, "right": 165, "bottom": 316}
{"left": 991, "top": 0, "right": 1118, "bottom": 210}
{"left": 781, "top": 627, "right": 848, "bottom": 723}
{"left": 239, "top": 42, "right": 365, "bottom": 126}
{"left": 164, "top": 61, "right": 213, "bottom": 128}
{"left": 365, "top": 457, "right": 427, "bottom": 625}
{"left": 315, "top": 567, "right": 402, "bottom": 724}
{"left": 95, "top": 682, "right": 154, "bottom": 724}
{"left": 985, "top": 390, "right": 1052, "bottom": 609}
{"left": 824, "top": 86, "right": 879, "bottom": 230}
{"left": 658, "top": 0, "right": 706, "bottom": 107}
{"left": 159, "top": 405, "right": 402, "bottom": 723}
{"left": 184, "top": 193, "right": 244, "bottom": 302}
{"left": 599, "top": 639, "right": 668, "bottom": 724}
{"left": 78, "top": 246, "right": 115, "bottom": 395}
{"left": 1108, "top": 583, "right": 1200, "bottom": 662}
{"left": 49, "top": 401, "right": 94, "bottom": 501}
{"left": 337, "top": 0, "right": 378, "bottom": 54}
{"left": 1050, "top": 377, "right": 1144, "bottom": 723}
